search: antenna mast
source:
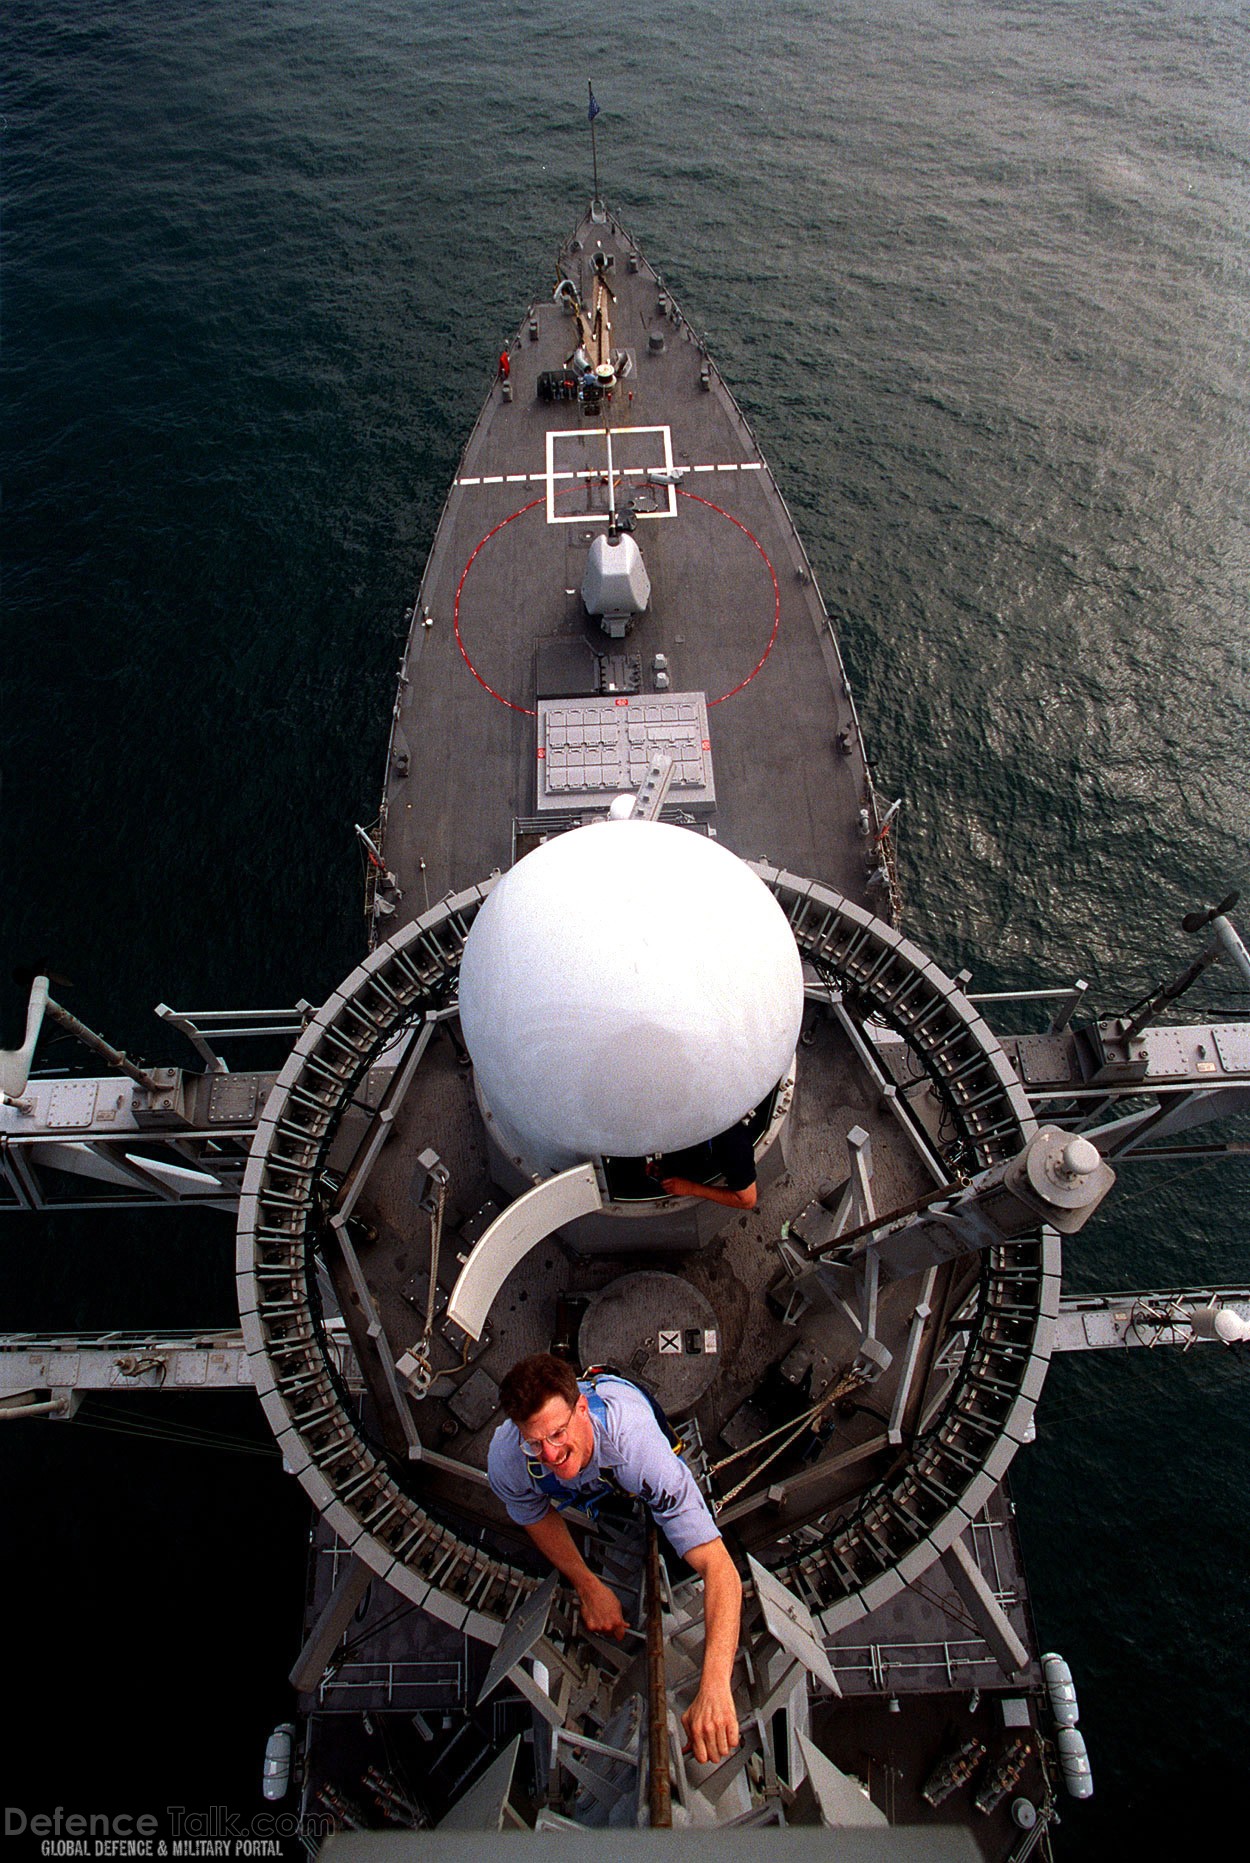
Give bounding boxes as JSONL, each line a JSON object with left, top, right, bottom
{"left": 587, "top": 82, "right": 601, "bottom": 205}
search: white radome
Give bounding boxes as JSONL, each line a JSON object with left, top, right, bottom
{"left": 458, "top": 819, "right": 804, "bottom": 1171}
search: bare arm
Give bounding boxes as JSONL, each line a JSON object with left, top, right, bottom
{"left": 659, "top": 1176, "right": 757, "bottom": 1210}
{"left": 522, "top": 1508, "right": 626, "bottom": 1640}
{"left": 680, "top": 1535, "right": 743, "bottom": 1763}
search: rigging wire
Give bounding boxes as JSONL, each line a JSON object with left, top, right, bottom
{"left": 907, "top": 1572, "right": 983, "bottom": 1642}
{"left": 1091, "top": 1149, "right": 1247, "bottom": 1211}
{"left": 331, "top": 1599, "right": 417, "bottom": 1665}
{"left": 89, "top": 1394, "right": 274, "bottom": 1445}
{"left": 1025, "top": 1342, "right": 1250, "bottom": 1437}
{"left": 67, "top": 1414, "right": 275, "bottom": 1458}
{"left": 84, "top": 1413, "right": 277, "bottom": 1457}
{"left": 73, "top": 1400, "right": 279, "bottom": 1458}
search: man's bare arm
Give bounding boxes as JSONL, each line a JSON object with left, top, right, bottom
{"left": 680, "top": 1535, "right": 743, "bottom": 1763}
{"left": 522, "top": 1508, "right": 626, "bottom": 1639}
{"left": 659, "top": 1176, "right": 757, "bottom": 1210}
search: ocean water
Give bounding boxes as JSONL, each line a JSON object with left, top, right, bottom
{"left": 3, "top": 0, "right": 1248, "bottom": 1850}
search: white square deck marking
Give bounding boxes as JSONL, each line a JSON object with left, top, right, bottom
{"left": 544, "top": 424, "right": 677, "bottom": 525}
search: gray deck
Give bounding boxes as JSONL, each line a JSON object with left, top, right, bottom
{"left": 379, "top": 208, "right": 877, "bottom": 905}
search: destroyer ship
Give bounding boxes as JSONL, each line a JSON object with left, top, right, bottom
{"left": 4, "top": 186, "right": 1250, "bottom": 1860}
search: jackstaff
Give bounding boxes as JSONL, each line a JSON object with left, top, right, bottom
{"left": 587, "top": 81, "right": 601, "bottom": 203}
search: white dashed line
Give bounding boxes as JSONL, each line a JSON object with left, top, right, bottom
{"left": 456, "top": 457, "right": 761, "bottom": 490}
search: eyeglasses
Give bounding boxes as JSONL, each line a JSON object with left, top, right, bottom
{"left": 519, "top": 1403, "right": 578, "bottom": 1455}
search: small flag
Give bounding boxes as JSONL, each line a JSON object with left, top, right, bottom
{"left": 588, "top": 88, "right": 601, "bottom": 123}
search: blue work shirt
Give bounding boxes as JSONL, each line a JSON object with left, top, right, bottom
{"left": 487, "top": 1375, "right": 719, "bottom": 1558}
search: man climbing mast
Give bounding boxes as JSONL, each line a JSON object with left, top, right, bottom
{"left": 487, "top": 1352, "right": 742, "bottom": 1763}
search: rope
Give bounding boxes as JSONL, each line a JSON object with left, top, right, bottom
{"left": 403, "top": 1177, "right": 449, "bottom": 1400}
{"left": 423, "top": 1179, "right": 446, "bottom": 1343}
{"left": 713, "top": 1372, "right": 867, "bottom": 1509}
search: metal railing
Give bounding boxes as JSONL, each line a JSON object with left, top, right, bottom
{"left": 318, "top": 1660, "right": 462, "bottom": 1709}
{"left": 831, "top": 1636, "right": 1007, "bottom": 1691}
{"left": 155, "top": 1001, "right": 312, "bottom": 1073}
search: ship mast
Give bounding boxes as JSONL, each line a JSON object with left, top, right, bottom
{"left": 587, "top": 82, "right": 601, "bottom": 206}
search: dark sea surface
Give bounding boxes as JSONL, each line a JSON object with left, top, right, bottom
{"left": 3, "top": 0, "right": 1247, "bottom": 1852}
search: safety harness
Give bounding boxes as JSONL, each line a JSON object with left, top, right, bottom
{"left": 522, "top": 1368, "right": 683, "bottom": 1517}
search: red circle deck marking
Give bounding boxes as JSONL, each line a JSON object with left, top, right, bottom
{"left": 453, "top": 482, "right": 779, "bottom": 714}
{"left": 674, "top": 488, "right": 781, "bottom": 705}
{"left": 453, "top": 498, "right": 545, "bottom": 716}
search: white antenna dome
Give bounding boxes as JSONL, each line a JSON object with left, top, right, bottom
{"left": 458, "top": 820, "right": 804, "bottom": 1172}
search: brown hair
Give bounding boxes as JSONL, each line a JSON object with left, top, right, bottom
{"left": 499, "top": 1352, "right": 579, "bottom": 1425}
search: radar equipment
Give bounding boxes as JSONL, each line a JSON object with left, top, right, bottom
{"left": 456, "top": 821, "right": 803, "bottom": 1175}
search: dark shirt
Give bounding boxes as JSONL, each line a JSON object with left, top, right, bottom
{"left": 659, "top": 1120, "right": 756, "bottom": 1192}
